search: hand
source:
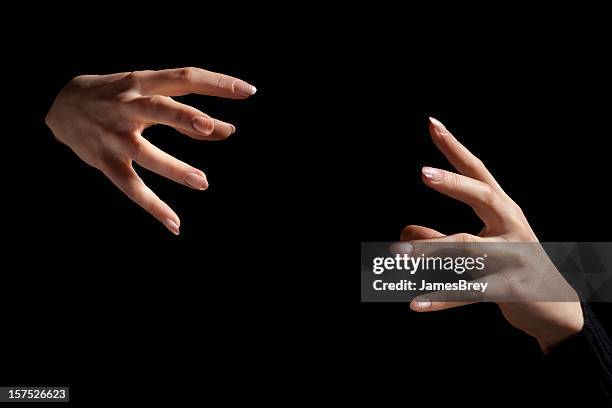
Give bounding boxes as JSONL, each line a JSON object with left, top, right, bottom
{"left": 46, "top": 67, "right": 257, "bottom": 235}
{"left": 403, "top": 117, "right": 584, "bottom": 353}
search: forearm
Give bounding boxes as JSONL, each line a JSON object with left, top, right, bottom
{"left": 546, "top": 303, "right": 612, "bottom": 400}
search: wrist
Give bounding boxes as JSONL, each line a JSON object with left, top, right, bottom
{"left": 536, "top": 304, "right": 584, "bottom": 354}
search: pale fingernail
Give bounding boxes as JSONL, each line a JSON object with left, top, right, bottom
{"left": 413, "top": 298, "right": 431, "bottom": 310}
{"left": 429, "top": 116, "right": 447, "bottom": 131}
{"left": 234, "top": 80, "right": 257, "bottom": 97}
{"left": 185, "top": 172, "right": 208, "bottom": 190}
{"left": 165, "top": 219, "right": 180, "bottom": 235}
{"left": 422, "top": 167, "right": 444, "bottom": 181}
{"left": 392, "top": 242, "right": 413, "bottom": 255}
{"left": 192, "top": 117, "right": 214, "bottom": 135}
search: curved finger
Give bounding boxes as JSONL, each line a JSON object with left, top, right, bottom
{"left": 410, "top": 276, "right": 503, "bottom": 312}
{"left": 428, "top": 117, "right": 500, "bottom": 188}
{"left": 411, "top": 300, "right": 476, "bottom": 312}
{"left": 136, "top": 67, "right": 257, "bottom": 99}
{"left": 421, "top": 166, "right": 506, "bottom": 229}
{"left": 133, "top": 139, "right": 209, "bottom": 190}
{"left": 170, "top": 117, "right": 236, "bottom": 141}
{"left": 401, "top": 225, "right": 445, "bottom": 241}
{"left": 391, "top": 233, "right": 494, "bottom": 259}
{"left": 129, "top": 95, "right": 220, "bottom": 139}
{"left": 102, "top": 159, "right": 180, "bottom": 235}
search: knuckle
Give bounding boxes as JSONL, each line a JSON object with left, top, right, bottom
{"left": 455, "top": 233, "right": 473, "bottom": 244}
{"left": 111, "top": 73, "right": 146, "bottom": 103}
{"left": 510, "top": 201, "right": 525, "bottom": 217}
{"left": 454, "top": 233, "right": 478, "bottom": 253}
{"left": 139, "top": 95, "right": 169, "bottom": 115}
{"left": 123, "top": 180, "right": 141, "bottom": 202}
{"left": 505, "top": 203, "right": 530, "bottom": 230}
{"left": 118, "top": 173, "right": 143, "bottom": 202}
{"left": 177, "top": 67, "right": 198, "bottom": 82}
{"left": 141, "top": 193, "right": 156, "bottom": 215}
{"left": 112, "top": 91, "right": 134, "bottom": 104}
{"left": 171, "top": 107, "right": 194, "bottom": 125}
{"left": 123, "top": 134, "right": 146, "bottom": 161}
{"left": 144, "top": 94, "right": 168, "bottom": 107}
{"left": 215, "top": 73, "right": 227, "bottom": 89}
{"left": 506, "top": 215, "right": 526, "bottom": 230}
{"left": 502, "top": 274, "right": 527, "bottom": 300}
{"left": 480, "top": 185, "right": 497, "bottom": 207}
{"left": 472, "top": 157, "right": 487, "bottom": 173}
{"left": 122, "top": 71, "right": 143, "bottom": 90}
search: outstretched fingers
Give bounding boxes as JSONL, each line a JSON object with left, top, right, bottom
{"left": 129, "top": 95, "right": 236, "bottom": 140}
{"left": 428, "top": 117, "right": 500, "bottom": 189}
{"left": 136, "top": 67, "right": 257, "bottom": 99}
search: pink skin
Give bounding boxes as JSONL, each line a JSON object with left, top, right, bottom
{"left": 46, "top": 67, "right": 256, "bottom": 235}
{"left": 404, "top": 117, "right": 583, "bottom": 354}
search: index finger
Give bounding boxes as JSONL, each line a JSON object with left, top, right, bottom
{"left": 137, "top": 67, "right": 257, "bottom": 99}
{"left": 428, "top": 117, "right": 501, "bottom": 188}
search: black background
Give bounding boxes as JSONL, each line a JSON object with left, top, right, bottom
{"left": 2, "top": 6, "right": 611, "bottom": 406}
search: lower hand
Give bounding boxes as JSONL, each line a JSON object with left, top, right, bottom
{"left": 404, "top": 117, "right": 584, "bottom": 353}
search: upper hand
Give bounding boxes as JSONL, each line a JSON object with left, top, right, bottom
{"left": 46, "top": 67, "right": 256, "bottom": 235}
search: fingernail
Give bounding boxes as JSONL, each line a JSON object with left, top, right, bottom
{"left": 422, "top": 167, "right": 444, "bottom": 181}
{"left": 185, "top": 172, "right": 208, "bottom": 190}
{"left": 192, "top": 117, "right": 214, "bottom": 135}
{"left": 392, "top": 242, "right": 413, "bottom": 255}
{"left": 403, "top": 242, "right": 414, "bottom": 254}
{"left": 230, "top": 124, "right": 236, "bottom": 134}
{"left": 413, "top": 298, "right": 431, "bottom": 310}
{"left": 234, "top": 80, "right": 257, "bottom": 97}
{"left": 429, "top": 116, "right": 447, "bottom": 131}
{"left": 165, "top": 219, "right": 180, "bottom": 235}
